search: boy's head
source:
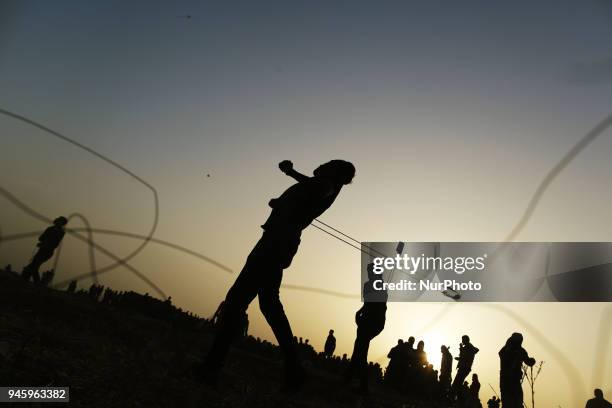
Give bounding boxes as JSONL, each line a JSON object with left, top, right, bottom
{"left": 313, "top": 160, "right": 355, "bottom": 185}
{"left": 53, "top": 216, "right": 68, "bottom": 227}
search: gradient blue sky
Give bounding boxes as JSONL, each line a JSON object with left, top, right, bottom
{"left": 1, "top": 1, "right": 612, "bottom": 406}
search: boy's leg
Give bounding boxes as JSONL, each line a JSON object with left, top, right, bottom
{"left": 25, "top": 249, "right": 53, "bottom": 283}
{"left": 255, "top": 231, "right": 302, "bottom": 382}
{"left": 452, "top": 366, "right": 469, "bottom": 394}
{"left": 203, "top": 256, "right": 260, "bottom": 375}
{"left": 258, "top": 266, "right": 300, "bottom": 380}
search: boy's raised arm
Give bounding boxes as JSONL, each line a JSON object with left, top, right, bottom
{"left": 278, "top": 160, "right": 310, "bottom": 183}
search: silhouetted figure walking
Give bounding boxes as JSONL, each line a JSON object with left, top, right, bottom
{"left": 347, "top": 263, "right": 387, "bottom": 395}
{"left": 199, "top": 160, "right": 355, "bottom": 389}
{"left": 22, "top": 217, "right": 68, "bottom": 283}
{"left": 452, "top": 335, "right": 479, "bottom": 394}
{"left": 586, "top": 389, "right": 612, "bottom": 408}
{"left": 499, "top": 332, "right": 535, "bottom": 408}
{"left": 324, "top": 329, "right": 336, "bottom": 357}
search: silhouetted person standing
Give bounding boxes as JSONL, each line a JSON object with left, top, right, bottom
{"left": 415, "top": 340, "right": 428, "bottom": 368}
{"left": 499, "top": 332, "right": 535, "bottom": 408}
{"left": 22, "top": 217, "right": 67, "bottom": 283}
{"left": 586, "top": 389, "right": 612, "bottom": 408}
{"left": 347, "top": 263, "right": 387, "bottom": 395}
{"left": 402, "top": 336, "right": 417, "bottom": 395}
{"left": 385, "top": 339, "right": 403, "bottom": 387}
{"left": 324, "top": 329, "right": 336, "bottom": 357}
{"left": 440, "top": 345, "right": 453, "bottom": 393}
{"left": 470, "top": 373, "right": 481, "bottom": 405}
{"left": 199, "top": 160, "right": 355, "bottom": 389}
{"left": 414, "top": 340, "right": 429, "bottom": 396}
{"left": 452, "top": 335, "right": 479, "bottom": 394}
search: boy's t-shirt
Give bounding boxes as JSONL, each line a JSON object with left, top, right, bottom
{"left": 262, "top": 177, "right": 339, "bottom": 233}
{"left": 38, "top": 226, "right": 65, "bottom": 250}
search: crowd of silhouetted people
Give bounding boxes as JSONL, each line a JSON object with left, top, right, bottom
{"left": 378, "top": 335, "right": 481, "bottom": 406}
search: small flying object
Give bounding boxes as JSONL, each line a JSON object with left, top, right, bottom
{"left": 177, "top": 14, "right": 192, "bottom": 19}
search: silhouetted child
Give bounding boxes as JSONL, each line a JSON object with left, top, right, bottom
{"left": 198, "top": 160, "right": 355, "bottom": 390}
{"left": 22, "top": 216, "right": 68, "bottom": 283}
{"left": 499, "top": 332, "right": 535, "bottom": 408}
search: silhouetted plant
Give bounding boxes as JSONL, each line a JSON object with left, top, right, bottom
{"left": 522, "top": 360, "right": 544, "bottom": 408}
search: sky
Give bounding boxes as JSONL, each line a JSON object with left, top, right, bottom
{"left": 1, "top": 1, "right": 612, "bottom": 406}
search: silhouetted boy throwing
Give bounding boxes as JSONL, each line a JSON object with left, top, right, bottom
{"left": 22, "top": 216, "right": 68, "bottom": 283}
{"left": 198, "top": 160, "right": 355, "bottom": 389}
